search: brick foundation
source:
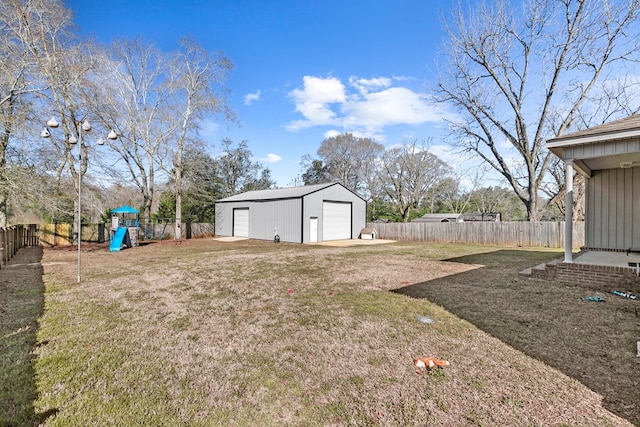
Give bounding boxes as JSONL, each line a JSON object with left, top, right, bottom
{"left": 531, "top": 260, "right": 640, "bottom": 288}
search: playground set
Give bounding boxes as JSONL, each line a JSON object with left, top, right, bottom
{"left": 108, "top": 205, "right": 173, "bottom": 251}
{"left": 109, "top": 205, "right": 140, "bottom": 252}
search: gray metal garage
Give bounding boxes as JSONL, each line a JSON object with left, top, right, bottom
{"left": 215, "top": 182, "right": 366, "bottom": 243}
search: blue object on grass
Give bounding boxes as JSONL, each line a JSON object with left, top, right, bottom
{"left": 582, "top": 296, "right": 604, "bottom": 302}
{"left": 612, "top": 290, "right": 638, "bottom": 300}
{"left": 110, "top": 227, "right": 127, "bottom": 252}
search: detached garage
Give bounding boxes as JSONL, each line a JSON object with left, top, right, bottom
{"left": 215, "top": 182, "right": 366, "bottom": 243}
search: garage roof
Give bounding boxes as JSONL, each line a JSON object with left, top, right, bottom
{"left": 217, "top": 182, "right": 364, "bottom": 203}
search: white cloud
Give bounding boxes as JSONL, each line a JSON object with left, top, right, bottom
{"left": 323, "top": 129, "right": 375, "bottom": 140}
{"left": 244, "top": 90, "right": 261, "bottom": 106}
{"left": 286, "top": 75, "right": 445, "bottom": 137}
{"left": 344, "top": 87, "right": 440, "bottom": 126}
{"left": 288, "top": 76, "right": 346, "bottom": 130}
{"left": 323, "top": 129, "right": 341, "bottom": 139}
{"left": 348, "top": 76, "right": 392, "bottom": 95}
{"left": 261, "top": 153, "right": 282, "bottom": 163}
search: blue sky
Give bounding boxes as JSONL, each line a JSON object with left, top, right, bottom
{"left": 68, "top": 0, "right": 467, "bottom": 187}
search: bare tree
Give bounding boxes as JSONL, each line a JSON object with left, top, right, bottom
{"left": 88, "top": 37, "right": 171, "bottom": 221}
{"left": 162, "top": 38, "right": 233, "bottom": 239}
{"left": 0, "top": 0, "right": 67, "bottom": 225}
{"left": 378, "top": 140, "right": 452, "bottom": 222}
{"left": 90, "top": 37, "right": 232, "bottom": 239}
{"left": 217, "top": 139, "right": 273, "bottom": 198}
{"left": 316, "top": 133, "right": 384, "bottom": 195}
{"left": 465, "top": 186, "right": 527, "bottom": 220}
{"left": 300, "top": 155, "right": 330, "bottom": 185}
{"left": 437, "top": 0, "right": 640, "bottom": 220}
{"left": 19, "top": 0, "right": 106, "bottom": 239}
{"left": 437, "top": 175, "right": 473, "bottom": 214}
{"left": 544, "top": 157, "right": 585, "bottom": 220}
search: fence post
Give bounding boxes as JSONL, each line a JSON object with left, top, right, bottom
{"left": 0, "top": 228, "right": 4, "bottom": 268}
{"left": 9, "top": 226, "right": 15, "bottom": 258}
{"left": 17, "top": 225, "right": 23, "bottom": 250}
{"left": 2, "top": 228, "right": 7, "bottom": 266}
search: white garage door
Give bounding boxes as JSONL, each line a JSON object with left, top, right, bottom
{"left": 233, "top": 208, "right": 249, "bottom": 237}
{"left": 323, "top": 202, "right": 351, "bottom": 241}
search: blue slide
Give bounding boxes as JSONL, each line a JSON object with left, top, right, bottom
{"left": 110, "top": 227, "right": 127, "bottom": 252}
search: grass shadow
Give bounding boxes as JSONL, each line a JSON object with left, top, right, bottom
{"left": 0, "top": 246, "right": 58, "bottom": 426}
{"left": 392, "top": 249, "right": 640, "bottom": 426}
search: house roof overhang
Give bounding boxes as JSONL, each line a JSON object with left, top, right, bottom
{"left": 546, "top": 115, "right": 640, "bottom": 177}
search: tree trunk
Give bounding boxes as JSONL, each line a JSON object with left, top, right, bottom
{"left": 0, "top": 129, "right": 8, "bottom": 228}
{"left": 175, "top": 194, "right": 182, "bottom": 239}
{"left": 174, "top": 158, "right": 183, "bottom": 240}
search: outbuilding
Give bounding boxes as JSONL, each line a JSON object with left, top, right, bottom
{"left": 215, "top": 182, "right": 366, "bottom": 243}
{"left": 411, "top": 213, "right": 464, "bottom": 223}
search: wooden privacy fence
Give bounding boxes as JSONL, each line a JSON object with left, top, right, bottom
{"left": 40, "top": 223, "right": 72, "bottom": 246}
{"left": 39, "top": 222, "right": 217, "bottom": 245}
{"left": 368, "top": 221, "right": 585, "bottom": 249}
{"left": 40, "top": 223, "right": 138, "bottom": 245}
{"left": 0, "top": 224, "right": 39, "bottom": 267}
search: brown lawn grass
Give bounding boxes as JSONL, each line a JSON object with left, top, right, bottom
{"left": 2, "top": 239, "right": 638, "bottom": 426}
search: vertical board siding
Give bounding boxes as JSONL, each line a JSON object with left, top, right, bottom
{"left": 633, "top": 169, "right": 640, "bottom": 248}
{"left": 368, "top": 222, "right": 584, "bottom": 248}
{"left": 616, "top": 169, "right": 624, "bottom": 247}
{"left": 587, "top": 167, "right": 640, "bottom": 249}
{"left": 215, "top": 199, "right": 302, "bottom": 242}
{"left": 624, "top": 168, "right": 633, "bottom": 248}
{"left": 215, "top": 203, "right": 233, "bottom": 237}
{"left": 250, "top": 199, "right": 302, "bottom": 242}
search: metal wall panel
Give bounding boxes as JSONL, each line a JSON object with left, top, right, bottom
{"left": 215, "top": 199, "right": 302, "bottom": 242}
{"left": 215, "top": 202, "right": 234, "bottom": 236}
{"left": 586, "top": 167, "right": 640, "bottom": 249}
{"left": 248, "top": 199, "right": 302, "bottom": 242}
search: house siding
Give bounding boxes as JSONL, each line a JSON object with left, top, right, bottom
{"left": 586, "top": 167, "right": 640, "bottom": 249}
{"left": 563, "top": 138, "right": 640, "bottom": 159}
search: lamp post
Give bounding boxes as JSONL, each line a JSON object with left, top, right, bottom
{"left": 41, "top": 116, "right": 117, "bottom": 283}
